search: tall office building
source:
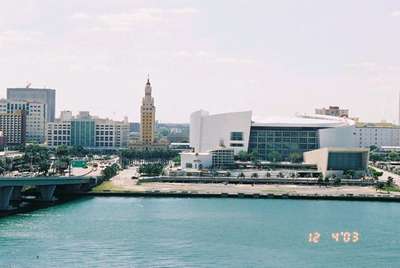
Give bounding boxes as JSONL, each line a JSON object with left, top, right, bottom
{"left": 0, "top": 99, "right": 47, "bottom": 143}
{"left": 0, "top": 110, "right": 26, "bottom": 146}
{"left": 140, "top": 77, "right": 156, "bottom": 145}
{"left": 7, "top": 87, "right": 56, "bottom": 122}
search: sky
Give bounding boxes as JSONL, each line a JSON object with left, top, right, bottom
{"left": 1, "top": 1, "right": 400, "bottom": 123}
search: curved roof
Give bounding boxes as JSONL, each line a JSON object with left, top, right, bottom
{"left": 252, "top": 114, "right": 355, "bottom": 128}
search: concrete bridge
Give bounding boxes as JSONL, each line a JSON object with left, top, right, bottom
{"left": 0, "top": 176, "right": 96, "bottom": 210}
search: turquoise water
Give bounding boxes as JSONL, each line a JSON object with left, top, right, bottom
{"left": 1, "top": 197, "right": 400, "bottom": 268}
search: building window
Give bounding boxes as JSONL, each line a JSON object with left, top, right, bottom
{"left": 186, "top": 163, "right": 193, "bottom": 168}
{"left": 230, "top": 132, "right": 243, "bottom": 141}
{"left": 230, "top": 143, "right": 244, "bottom": 147}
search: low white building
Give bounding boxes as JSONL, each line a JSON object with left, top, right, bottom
{"left": 180, "top": 152, "right": 212, "bottom": 169}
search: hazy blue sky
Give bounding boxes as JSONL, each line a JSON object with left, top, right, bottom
{"left": 1, "top": 0, "right": 400, "bottom": 123}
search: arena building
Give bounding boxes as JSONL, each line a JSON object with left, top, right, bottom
{"left": 190, "top": 110, "right": 357, "bottom": 161}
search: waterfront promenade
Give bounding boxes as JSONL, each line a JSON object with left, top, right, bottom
{"left": 91, "top": 167, "right": 400, "bottom": 201}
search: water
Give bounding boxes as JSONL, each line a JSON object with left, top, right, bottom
{"left": 0, "top": 197, "right": 400, "bottom": 268}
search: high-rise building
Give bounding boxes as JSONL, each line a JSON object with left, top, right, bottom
{"left": 0, "top": 110, "right": 26, "bottom": 146}
{"left": 140, "top": 78, "right": 156, "bottom": 145}
{"left": 7, "top": 87, "right": 56, "bottom": 122}
{"left": 47, "top": 111, "right": 129, "bottom": 149}
{"left": 0, "top": 99, "right": 47, "bottom": 143}
{"left": 315, "top": 106, "right": 349, "bottom": 118}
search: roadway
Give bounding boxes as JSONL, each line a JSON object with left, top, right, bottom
{"left": 370, "top": 166, "right": 400, "bottom": 186}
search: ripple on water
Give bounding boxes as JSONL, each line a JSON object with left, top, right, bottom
{"left": 0, "top": 198, "right": 400, "bottom": 268}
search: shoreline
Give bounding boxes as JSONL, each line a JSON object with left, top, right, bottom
{"left": 83, "top": 189, "right": 400, "bottom": 202}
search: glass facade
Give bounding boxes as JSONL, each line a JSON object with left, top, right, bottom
{"left": 212, "top": 149, "right": 235, "bottom": 169}
{"left": 328, "top": 152, "right": 364, "bottom": 171}
{"left": 248, "top": 126, "right": 320, "bottom": 161}
{"left": 71, "top": 120, "right": 95, "bottom": 147}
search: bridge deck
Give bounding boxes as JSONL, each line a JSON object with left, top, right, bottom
{"left": 0, "top": 177, "right": 91, "bottom": 187}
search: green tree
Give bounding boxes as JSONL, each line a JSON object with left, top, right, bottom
{"left": 288, "top": 152, "right": 303, "bottom": 163}
{"left": 317, "top": 174, "right": 324, "bottom": 185}
{"left": 386, "top": 177, "right": 394, "bottom": 187}
{"left": 388, "top": 151, "right": 400, "bottom": 161}
{"left": 369, "top": 145, "right": 378, "bottom": 152}
{"left": 138, "top": 163, "right": 164, "bottom": 176}
{"left": 249, "top": 151, "right": 258, "bottom": 163}
{"left": 376, "top": 181, "right": 385, "bottom": 190}
{"left": 238, "top": 172, "right": 245, "bottom": 179}
{"left": 236, "top": 151, "right": 251, "bottom": 161}
{"left": 268, "top": 151, "right": 281, "bottom": 162}
{"left": 343, "top": 170, "right": 355, "bottom": 179}
{"left": 56, "top": 145, "right": 70, "bottom": 157}
{"left": 38, "top": 160, "right": 50, "bottom": 175}
{"left": 333, "top": 177, "right": 341, "bottom": 186}
{"left": 102, "top": 164, "right": 119, "bottom": 180}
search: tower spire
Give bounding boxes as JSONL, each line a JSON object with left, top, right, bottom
{"left": 146, "top": 73, "right": 150, "bottom": 85}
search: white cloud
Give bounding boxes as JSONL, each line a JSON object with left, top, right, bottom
{"left": 70, "top": 12, "right": 90, "bottom": 20}
{"left": 175, "top": 50, "right": 193, "bottom": 57}
{"left": 391, "top": 10, "right": 400, "bottom": 17}
{"left": 0, "top": 30, "right": 43, "bottom": 47}
{"left": 73, "top": 8, "right": 198, "bottom": 32}
{"left": 345, "top": 61, "right": 377, "bottom": 70}
{"left": 215, "top": 57, "right": 256, "bottom": 64}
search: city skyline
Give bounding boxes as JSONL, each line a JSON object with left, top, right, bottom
{"left": 1, "top": 1, "right": 400, "bottom": 123}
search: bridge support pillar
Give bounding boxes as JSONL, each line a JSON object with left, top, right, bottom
{"left": 11, "top": 186, "right": 22, "bottom": 201}
{"left": 0, "top": 186, "right": 14, "bottom": 210}
{"left": 38, "top": 185, "right": 56, "bottom": 202}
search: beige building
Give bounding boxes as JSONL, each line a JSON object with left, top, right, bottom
{"left": 315, "top": 106, "right": 349, "bottom": 118}
{"left": 140, "top": 78, "right": 156, "bottom": 145}
{"left": 304, "top": 147, "right": 369, "bottom": 179}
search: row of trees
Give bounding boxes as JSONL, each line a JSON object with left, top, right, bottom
{"left": 138, "top": 163, "right": 164, "bottom": 176}
{"left": 369, "top": 145, "right": 400, "bottom": 162}
{"left": 120, "top": 149, "right": 178, "bottom": 168}
{"left": 235, "top": 150, "right": 303, "bottom": 163}
{"left": 101, "top": 164, "right": 120, "bottom": 180}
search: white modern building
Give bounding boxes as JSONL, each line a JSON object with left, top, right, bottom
{"left": 190, "top": 110, "right": 357, "bottom": 161}
{"left": 0, "top": 99, "right": 47, "bottom": 143}
{"left": 181, "top": 152, "right": 213, "bottom": 169}
{"left": 354, "top": 122, "right": 400, "bottom": 148}
{"left": 180, "top": 148, "right": 235, "bottom": 170}
{"left": 190, "top": 110, "right": 253, "bottom": 154}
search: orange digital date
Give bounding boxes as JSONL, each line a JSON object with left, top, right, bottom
{"left": 308, "top": 232, "right": 360, "bottom": 244}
